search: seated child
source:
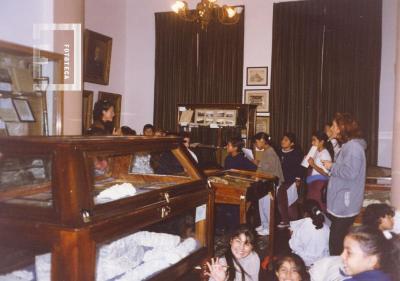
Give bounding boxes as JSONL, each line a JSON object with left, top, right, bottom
{"left": 289, "top": 199, "right": 330, "bottom": 266}
{"left": 306, "top": 131, "right": 333, "bottom": 211}
{"left": 181, "top": 132, "right": 198, "bottom": 163}
{"left": 224, "top": 137, "right": 257, "bottom": 171}
{"left": 273, "top": 253, "right": 310, "bottom": 281}
{"left": 277, "top": 132, "right": 304, "bottom": 227}
{"left": 362, "top": 203, "right": 395, "bottom": 239}
{"left": 217, "top": 138, "right": 256, "bottom": 234}
{"left": 341, "top": 226, "right": 397, "bottom": 281}
{"left": 206, "top": 225, "right": 260, "bottom": 281}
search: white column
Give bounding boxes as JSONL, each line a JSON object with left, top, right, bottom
{"left": 391, "top": 3, "right": 400, "bottom": 208}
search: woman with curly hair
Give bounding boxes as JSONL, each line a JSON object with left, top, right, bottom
{"left": 323, "top": 113, "right": 367, "bottom": 255}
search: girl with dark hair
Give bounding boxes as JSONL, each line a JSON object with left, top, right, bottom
{"left": 277, "top": 132, "right": 304, "bottom": 227}
{"left": 86, "top": 99, "right": 116, "bottom": 135}
{"left": 225, "top": 137, "right": 257, "bottom": 171}
{"left": 362, "top": 203, "right": 395, "bottom": 239}
{"left": 324, "top": 122, "right": 341, "bottom": 161}
{"left": 253, "top": 132, "right": 284, "bottom": 236}
{"left": 206, "top": 225, "right": 260, "bottom": 281}
{"left": 273, "top": 253, "right": 310, "bottom": 281}
{"left": 288, "top": 199, "right": 330, "bottom": 266}
{"left": 323, "top": 113, "right": 367, "bottom": 255}
{"left": 306, "top": 131, "right": 334, "bottom": 211}
{"left": 341, "top": 225, "right": 397, "bottom": 281}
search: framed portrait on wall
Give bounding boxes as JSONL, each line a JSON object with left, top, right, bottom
{"left": 256, "top": 116, "right": 270, "bottom": 134}
{"left": 244, "top": 89, "right": 269, "bottom": 112}
{"left": 82, "top": 90, "right": 94, "bottom": 132}
{"left": 246, "top": 67, "right": 268, "bottom": 86}
{"left": 84, "top": 29, "right": 113, "bottom": 85}
{"left": 98, "top": 91, "right": 121, "bottom": 128}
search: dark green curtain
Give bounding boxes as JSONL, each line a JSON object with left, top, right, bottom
{"left": 154, "top": 9, "right": 245, "bottom": 132}
{"left": 154, "top": 12, "right": 198, "bottom": 132}
{"left": 270, "top": 1, "right": 325, "bottom": 153}
{"left": 270, "top": 0, "right": 381, "bottom": 164}
{"left": 197, "top": 11, "right": 244, "bottom": 103}
{"left": 321, "top": 0, "right": 382, "bottom": 164}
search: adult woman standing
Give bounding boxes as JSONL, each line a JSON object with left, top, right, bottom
{"left": 323, "top": 113, "right": 367, "bottom": 255}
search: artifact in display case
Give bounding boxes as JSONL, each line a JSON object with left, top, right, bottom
{"left": 207, "top": 169, "right": 278, "bottom": 257}
{"left": 0, "top": 136, "right": 214, "bottom": 281}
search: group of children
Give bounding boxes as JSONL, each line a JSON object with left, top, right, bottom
{"left": 88, "top": 101, "right": 400, "bottom": 280}
{"left": 222, "top": 129, "right": 332, "bottom": 236}
{"left": 207, "top": 203, "right": 400, "bottom": 281}
{"left": 210, "top": 112, "right": 400, "bottom": 281}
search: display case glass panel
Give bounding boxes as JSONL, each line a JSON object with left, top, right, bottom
{"left": 0, "top": 154, "right": 52, "bottom": 207}
{"left": 88, "top": 148, "right": 195, "bottom": 205}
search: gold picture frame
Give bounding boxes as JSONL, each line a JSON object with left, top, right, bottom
{"left": 256, "top": 116, "right": 270, "bottom": 134}
{"left": 84, "top": 30, "right": 112, "bottom": 85}
{"left": 245, "top": 89, "right": 269, "bottom": 112}
{"left": 82, "top": 90, "right": 94, "bottom": 133}
{"left": 98, "top": 91, "right": 122, "bottom": 128}
{"left": 246, "top": 67, "right": 268, "bottom": 86}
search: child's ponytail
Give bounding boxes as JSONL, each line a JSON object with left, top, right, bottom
{"left": 304, "top": 199, "right": 325, "bottom": 229}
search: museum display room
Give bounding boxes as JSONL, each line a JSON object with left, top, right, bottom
{"left": 0, "top": 0, "right": 400, "bottom": 280}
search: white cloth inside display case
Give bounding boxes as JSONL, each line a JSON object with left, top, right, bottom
{"left": 29, "top": 231, "right": 199, "bottom": 281}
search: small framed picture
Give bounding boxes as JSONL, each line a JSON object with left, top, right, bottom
{"left": 256, "top": 116, "right": 270, "bottom": 134}
{"left": 84, "top": 29, "right": 113, "bottom": 85}
{"left": 0, "top": 97, "right": 19, "bottom": 122}
{"left": 82, "top": 90, "right": 94, "bottom": 132}
{"left": 245, "top": 89, "right": 269, "bottom": 112}
{"left": 247, "top": 67, "right": 268, "bottom": 86}
{"left": 13, "top": 98, "right": 35, "bottom": 122}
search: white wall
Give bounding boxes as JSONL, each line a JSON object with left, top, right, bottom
{"left": 0, "top": 0, "right": 53, "bottom": 50}
{"left": 84, "top": 0, "right": 286, "bottom": 133}
{"left": 84, "top": 0, "right": 127, "bottom": 121}
{"left": 86, "top": 0, "right": 397, "bottom": 166}
{"left": 378, "top": 0, "right": 398, "bottom": 167}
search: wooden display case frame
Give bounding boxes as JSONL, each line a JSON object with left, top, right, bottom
{"left": 0, "top": 136, "right": 214, "bottom": 281}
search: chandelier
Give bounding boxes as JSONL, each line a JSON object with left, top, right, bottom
{"left": 171, "top": 0, "right": 242, "bottom": 30}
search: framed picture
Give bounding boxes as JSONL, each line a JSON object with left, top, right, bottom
{"left": 0, "top": 97, "right": 19, "bottom": 122}
{"left": 84, "top": 29, "right": 113, "bottom": 85}
{"left": 82, "top": 90, "right": 94, "bottom": 132}
{"left": 256, "top": 116, "right": 270, "bottom": 134}
{"left": 98, "top": 91, "right": 122, "bottom": 128}
{"left": 245, "top": 89, "right": 269, "bottom": 112}
{"left": 13, "top": 98, "right": 35, "bottom": 122}
{"left": 246, "top": 67, "right": 268, "bottom": 86}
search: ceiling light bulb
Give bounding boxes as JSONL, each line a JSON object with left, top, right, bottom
{"left": 172, "top": 1, "right": 185, "bottom": 13}
{"left": 226, "top": 7, "right": 236, "bottom": 18}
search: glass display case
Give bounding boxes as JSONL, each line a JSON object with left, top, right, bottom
{"left": 0, "top": 136, "right": 214, "bottom": 281}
